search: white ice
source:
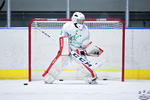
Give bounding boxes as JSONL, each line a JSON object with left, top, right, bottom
{"left": 0, "top": 80, "right": 150, "bottom": 100}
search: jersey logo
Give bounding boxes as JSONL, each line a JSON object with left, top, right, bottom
{"left": 69, "top": 30, "right": 82, "bottom": 48}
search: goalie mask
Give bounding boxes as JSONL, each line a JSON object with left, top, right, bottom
{"left": 71, "top": 12, "right": 85, "bottom": 30}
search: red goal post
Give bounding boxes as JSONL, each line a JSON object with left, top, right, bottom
{"left": 28, "top": 18, "right": 125, "bottom": 82}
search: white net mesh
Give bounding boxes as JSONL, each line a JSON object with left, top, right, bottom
{"left": 31, "top": 20, "right": 123, "bottom": 28}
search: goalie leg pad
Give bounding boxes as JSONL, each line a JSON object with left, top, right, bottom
{"left": 80, "top": 66, "right": 98, "bottom": 84}
{"left": 70, "top": 50, "right": 97, "bottom": 83}
{"left": 43, "top": 65, "right": 63, "bottom": 84}
{"left": 42, "top": 52, "right": 63, "bottom": 84}
{"left": 87, "top": 73, "right": 98, "bottom": 84}
{"left": 44, "top": 73, "right": 55, "bottom": 84}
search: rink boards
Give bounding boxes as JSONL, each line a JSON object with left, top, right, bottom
{"left": 0, "top": 28, "right": 150, "bottom": 80}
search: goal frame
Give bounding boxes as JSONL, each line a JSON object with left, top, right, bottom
{"left": 28, "top": 18, "right": 125, "bottom": 82}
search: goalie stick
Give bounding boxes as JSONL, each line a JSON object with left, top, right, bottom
{"left": 71, "top": 50, "right": 103, "bottom": 72}
{"left": 70, "top": 50, "right": 95, "bottom": 78}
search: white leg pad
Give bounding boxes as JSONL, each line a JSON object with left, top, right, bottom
{"left": 43, "top": 73, "right": 55, "bottom": 84}
{"left": 70, "top": 50, "right": 97, "bottom": 84}
{"left": 83, "top": 71, "right": 97, "bottom": 84}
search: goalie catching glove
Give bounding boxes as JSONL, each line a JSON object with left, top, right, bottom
{"left": 87, "top": 47, "right": 101, "bottom": 55}
{"left": 84, "top": 41, "right": 103, "bottom": 57}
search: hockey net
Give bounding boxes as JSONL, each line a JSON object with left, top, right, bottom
{"left": 28, "top": 18, "right": 125, "bottom": 82}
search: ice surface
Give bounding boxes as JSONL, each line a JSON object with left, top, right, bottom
{"left": 0, "top": 80, "right": 150, "bottom": 100}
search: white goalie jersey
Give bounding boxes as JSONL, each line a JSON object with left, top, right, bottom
{"left": 60, "top": 21, "right": 90, "bottom": 51}
{"left": 60, "top": 21, "right": 103, "bottom": 57}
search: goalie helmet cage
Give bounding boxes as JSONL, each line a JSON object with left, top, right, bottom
{"left": 28, "top": 18, "right": 125, "bottom": 82}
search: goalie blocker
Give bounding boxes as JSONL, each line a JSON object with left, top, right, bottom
{"left": 42, "top": 37, "right": 103, "bottom": 84}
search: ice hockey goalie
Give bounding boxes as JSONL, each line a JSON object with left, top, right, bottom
{"left": 42, "top": 12, "right": 103, "bottom": 84}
